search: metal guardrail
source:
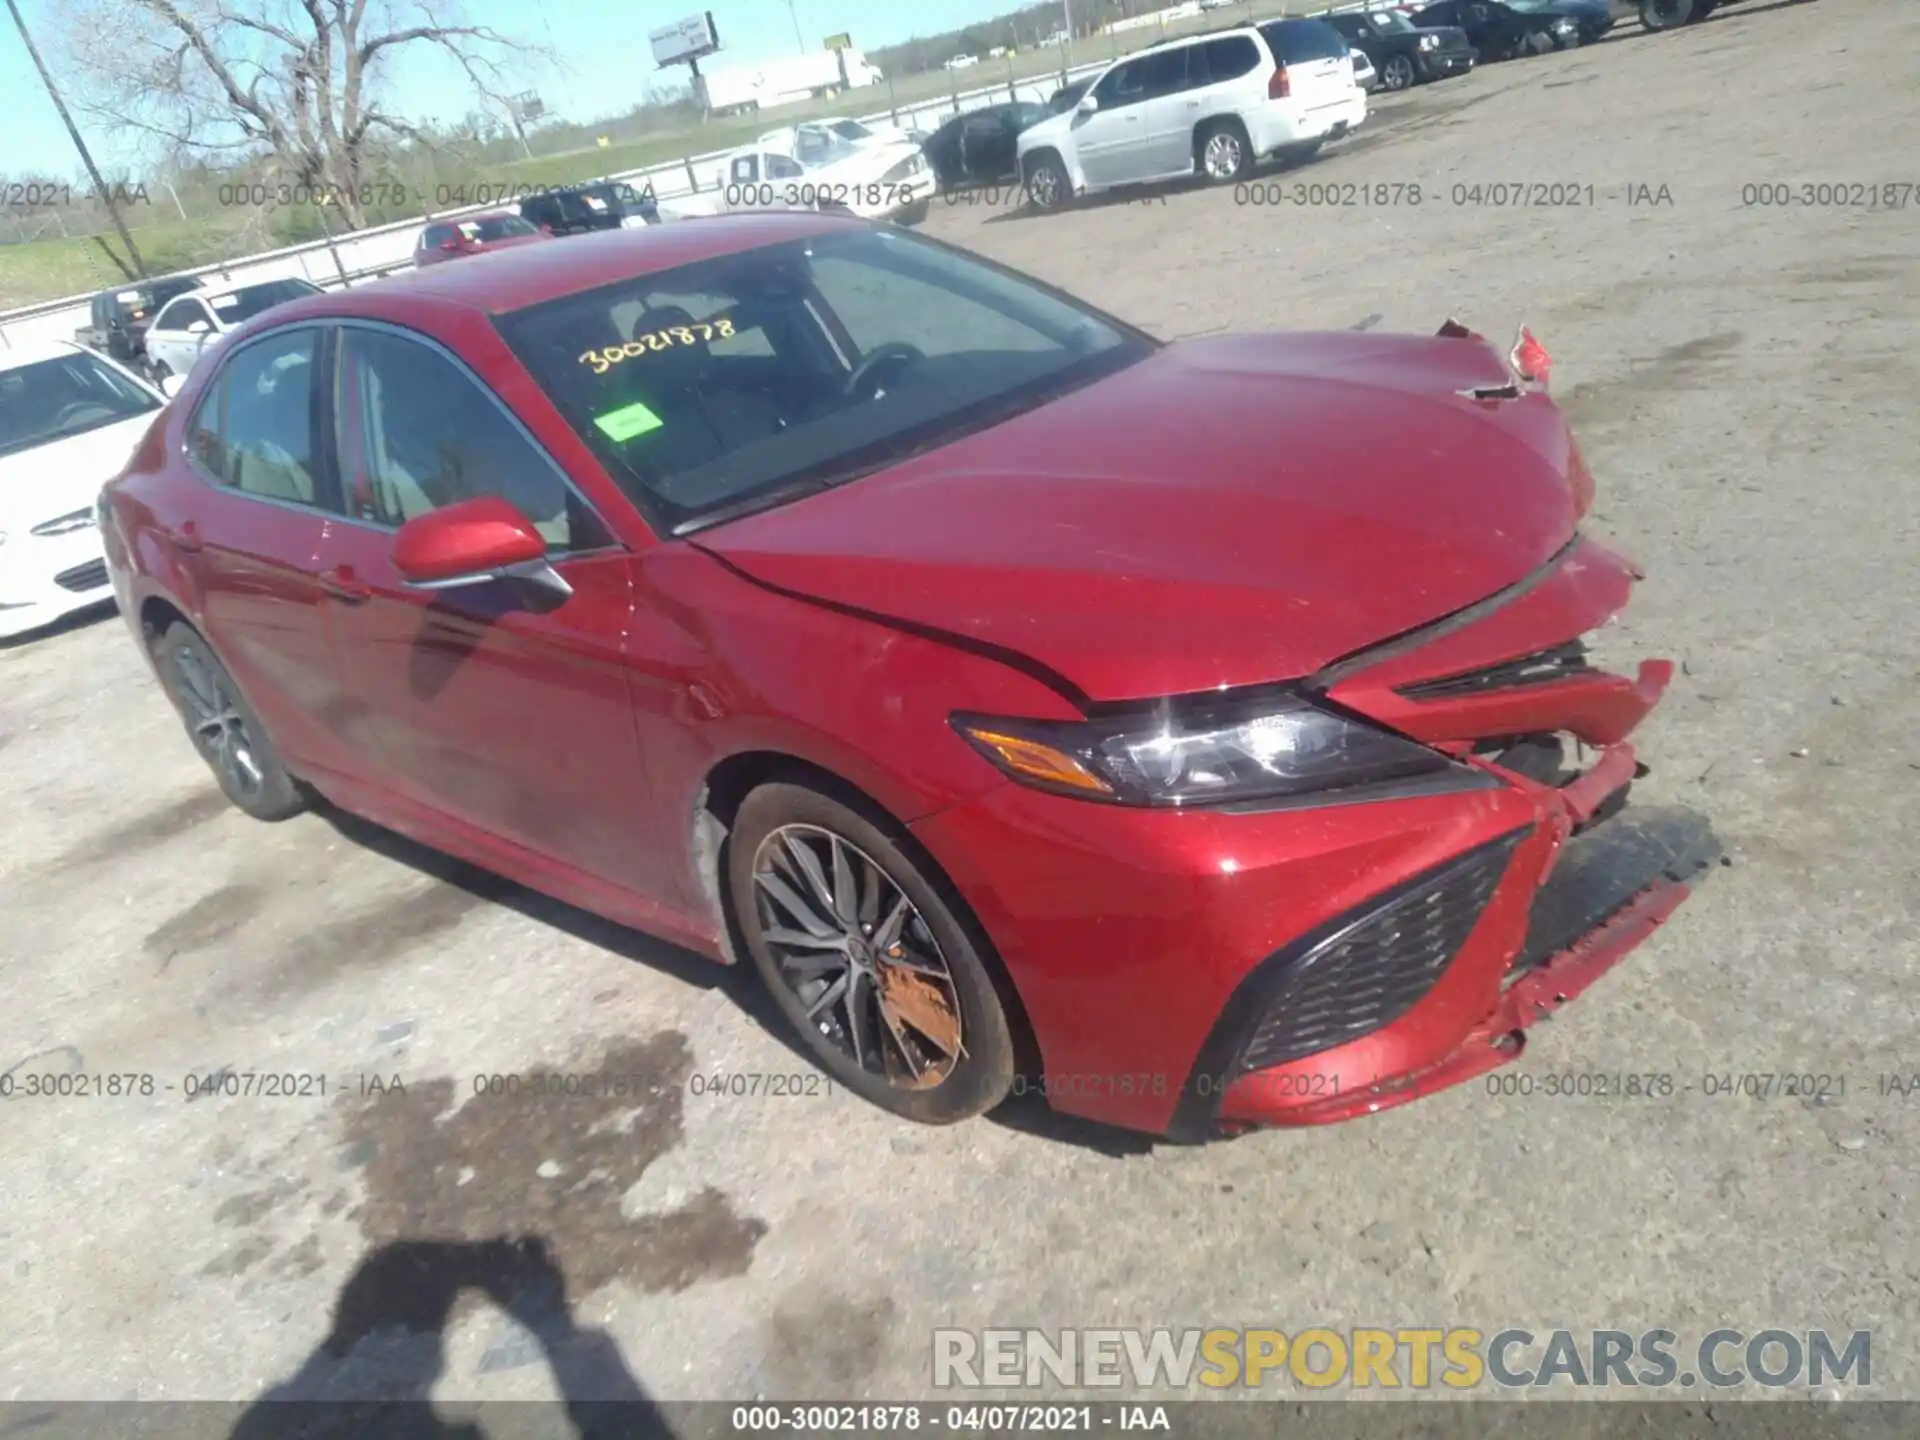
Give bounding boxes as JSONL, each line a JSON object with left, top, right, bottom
{"left": 0, "top": 56, "right": 1118, "bottom": 354}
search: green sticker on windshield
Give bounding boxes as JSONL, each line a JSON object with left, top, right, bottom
{"left": 593, "top": 400, "right": 664, "bottom": 443}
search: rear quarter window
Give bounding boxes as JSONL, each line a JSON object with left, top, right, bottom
{"left": 1197, "top": 35, "right": 1261, "bottom": 83}
{"left": 1260, "top": 18, "right": 1349, "bottom": 64}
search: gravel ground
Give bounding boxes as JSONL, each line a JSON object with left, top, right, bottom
{"left": 2, "top": 0, "right": 1915, "bottom": 1419}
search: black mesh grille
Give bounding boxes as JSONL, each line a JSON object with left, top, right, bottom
{"left": 1396, "top": 642, "right": 1593, "bottom": 701}
{"left": 1237, "top": 830, "right": 1523, "bottom": 1073}
{"left": 53, "top": 559, "right": 110, "bottom": 593}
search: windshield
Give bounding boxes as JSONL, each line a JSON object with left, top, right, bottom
{"left": 791, "top": 125, "right": 864, "bottom": 167}
{"left": 829, "top": 119, "right": 874, "bottom": 141}
{"left": 207, "top": 279, "right": 320, "bottom": 326}
{"left": 1366, "top": 11, "right": 1419, "bottom": 32}
{"left": 0, "top": 351, "right": 161, "bottom": 458}
{"left": 494, "top": 227, "right": 1151, "bottom": 533}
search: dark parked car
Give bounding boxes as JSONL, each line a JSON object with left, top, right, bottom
{"left": 101, "top": 213, "right": 1715, "bottom": 1141}
{"left": 1047, "top": 78, "right": 1093, "bottom": 114}
{"left": 923, "top": 102, "right": 1053, "bottom": 189}
{"left": 1325, "top": 9, "right": 1477, "bottom": 90}
{"left": 1411, "top": 0, "right": 1607, "bottom": 56}
{"left": 73, "top": 277, "right": 205, "bottom": 375}
{"left": 520, "top": 181, "right": 659, "bottom": 236}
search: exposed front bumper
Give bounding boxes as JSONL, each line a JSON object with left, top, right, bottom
{"left": 909, "top": 535, "right": 1714, "bottom": 1138}
{"left": 0, "top": 531, "right": 115, "bottom": 639}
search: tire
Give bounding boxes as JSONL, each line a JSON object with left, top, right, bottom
{"left": 892, "top": 197, "right": 930, "bottom": 227}
{"left": 1022, "top": 150, "right": 1072, "bottom": 213}
{"left": 153, "top": 622, "right": 308, "bottom": 821}
{"left": 1382, "top": 53, "right": 1418, "bottom": 90}
{"left": 1639, "top": 0, "right": 1697, "bottom": 29}
{"left": 1194, "top": 118, "right": 1253, "bottom": 183}
{"left": 727, "top": 781, "right": 1017, "bottom": 1125}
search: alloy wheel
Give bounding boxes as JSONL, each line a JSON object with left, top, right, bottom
{"left": 1027, "top": 162, "right": 1062, "bottom": 210}
{"left": 752, "top": 823, "right": 964, "bottom": 1090}
{"left": 1202, "top": 131, "right": 1244, "bottom": 180}
{"left": 1384, "top": 55, "right": 1416, "bottom": 90}
{"left": 173, "top": 648, "right": 264, "bottom": 798}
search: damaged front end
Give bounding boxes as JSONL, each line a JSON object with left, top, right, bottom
{"left": 1197, "top": 325, "right": 1720, "bottom": 1134}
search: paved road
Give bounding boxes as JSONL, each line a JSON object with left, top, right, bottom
{"left": 2, "top": 0, "right": 1913, "bottom": 1413}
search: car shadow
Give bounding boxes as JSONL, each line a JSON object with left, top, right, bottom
{"left": 226, "top": 1236, "right": 669, "bottom": 1439}
{"left": 316, "top": 804, "right": 1176, "bottom": 1160}
{"left": 1625, "top": 0, "right": 1818, "bottom": 32}
{"left": 0, "top": 598, "right": 118, "bottom": 652}
{"left": 312, "top": 801, "right": 818, "bottom": 1072}
{"left": 981, "top": 145, "right": 1335, "bottom": 225}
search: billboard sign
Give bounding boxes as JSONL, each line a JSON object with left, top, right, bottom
{"left": 650, "top": 12, "right": 720, "bottom": 66}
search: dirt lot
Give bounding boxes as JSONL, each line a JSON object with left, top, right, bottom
{"left": 2, "top": 0, "right": 1915, "bottom": 1417}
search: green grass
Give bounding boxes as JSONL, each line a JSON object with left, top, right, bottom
{"left": 0, "top": 0, "right": 1308, "bottom": 309}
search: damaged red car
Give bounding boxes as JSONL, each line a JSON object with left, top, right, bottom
{"left": 98, "top": 213, "right": 1717, "bottom": 1138}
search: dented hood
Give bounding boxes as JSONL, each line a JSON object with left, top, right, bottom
{"left": 696, "top": 331, "right": 1585, "bottom": 702}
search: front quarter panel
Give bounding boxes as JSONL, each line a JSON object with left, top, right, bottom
{"left": 627, "top": 542, "right": 1079, "bottom": 916}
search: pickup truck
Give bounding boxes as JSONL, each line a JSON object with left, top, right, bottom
{"left": 72, "top": 276, "right": 205, "bottom": 377}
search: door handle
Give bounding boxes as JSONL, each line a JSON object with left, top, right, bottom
{"left": 168, "top": 520, "right": 203, "bottom": 553}
{"left": 317, "top": 565, "right": 371, "bottom": 603}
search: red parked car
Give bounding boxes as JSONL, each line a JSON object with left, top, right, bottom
{"left": 98, "top": 214, "right": 1716, "bottom": 1139}
{"left": 413, "top": 212, "right": 549, "bottom": 267}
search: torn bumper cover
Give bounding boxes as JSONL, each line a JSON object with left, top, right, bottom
{"left": 1165, "top": 534, "right": 1720, "bottom": 1139}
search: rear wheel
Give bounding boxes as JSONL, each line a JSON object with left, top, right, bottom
{"left": 1195, "top": 118, "right": 1253, "bottom": 183}
{"left": 153, "top": 623, "right": 307, "bottom": 821}
{"left": 727, "top": 782, "right": 1017, "bottom": 1125}
{"left": 1382, "top": 53, "right": 1418, "bottom": 90}
{"left": 1639, "top": 0, "right": 1698, "bottom": 29}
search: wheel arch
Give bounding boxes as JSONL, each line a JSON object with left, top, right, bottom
{"left": 693, "top": 749, "right": 1043, "bottom": 1075}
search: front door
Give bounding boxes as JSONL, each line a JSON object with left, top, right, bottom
{"left": 1077, "top": 56, "right": 1156, "bottom": 187}
{"left": 310, "top": 322, "right": 662, "bottom": 896}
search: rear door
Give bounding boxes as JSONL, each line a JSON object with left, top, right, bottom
{"left": 1137, "top": 45, "right": 1203, "bottom": 176}
{"left": 174, "top": 325, "right": 351, "bottom": 773}
{"left": 309, "top": 322, "right": 659, "bottom": 893}
{"left": 1260, "top": 19, "right": 1357, "bottom": 122}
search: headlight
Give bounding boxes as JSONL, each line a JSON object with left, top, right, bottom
{"left": 953, "top": 692, "right": 1494, "bottom": 809}
{"left": 1418, "top": 32, "right": 1439, "bottom": 49}
{"left": 1552, "top": 17, "right": 1576, "bottom": 31}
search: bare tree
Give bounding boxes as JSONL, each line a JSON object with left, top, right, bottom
{"left": 58, "top": 0, "right": 548, "bottom": 227}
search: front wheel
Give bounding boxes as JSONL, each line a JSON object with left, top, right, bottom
{"left": 153, "top": 623, "right": 308, "bottom": 821}
{"left": 1022, "top": 152, "right": 1071, "bottom": 212}
{"left": 1382, "top": 53, "right": 1418, "bottom": 90}
{"left": 728, "top": 782, "right": 1017, "bottom": 1125}
{"left": 891, "top": 197, "right": 930, "bottom": 227}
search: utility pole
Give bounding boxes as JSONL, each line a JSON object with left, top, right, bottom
{"left": 786, "top": 0, "right": 804, "bottom": 52}
{"left": 5, "top": 0, "right": 147, "bottom": 275}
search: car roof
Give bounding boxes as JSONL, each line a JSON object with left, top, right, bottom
{"left": 279, "top": 210, "right": 856, "bottom": 320}
{"left": 0, "top": 338, "right": 92, "bottom": 372}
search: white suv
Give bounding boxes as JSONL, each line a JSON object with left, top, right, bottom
{"left": 1017, "top": 18, "right": 1366, "bottom": 211}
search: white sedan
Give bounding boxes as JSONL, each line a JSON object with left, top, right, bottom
{"left": 701, "top": 127, "right": 935, "bottom": 225}
{"left": 144, "top": 277, "right": 322, "bottom": 389}
{"left": 0, "top": 342, "right": 166, "bottom": 640}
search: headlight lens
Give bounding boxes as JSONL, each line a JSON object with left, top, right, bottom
{"left": 953, "top": 692, "right": 1494, "bottom": 809}
{"left": 1419, "top": 33, "right": 1439, "bottom": 49}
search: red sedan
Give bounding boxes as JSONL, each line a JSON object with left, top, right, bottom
{"left": 97, "top": 214, "right": 1717, "bottom": 1138}
{"left": 413, "top": 212, "right": 549, "bottom": 266}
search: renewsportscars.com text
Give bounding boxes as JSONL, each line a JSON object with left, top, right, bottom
{"left": 932, "top": 1327, "right": 1870, "bottom": 1391}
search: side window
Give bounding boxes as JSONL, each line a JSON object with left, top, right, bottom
{"left": 731, "top": 155, "right": 759, "bottom": 184}
{"left": 1093, "top": 58, "right": 1148, "bottom": 107}
{"left": 1140, "top": 47, "right": 1190, "bottom": 98}
{"left": 174, "top": 300, "right": 212, "bottom": 331}
{"left": 767, "top": 155, "right": 804, "bottom": 180}
{"left": 151, "top": 305, "right": 184, "bottom": 333}
{"left": 1215, "top": 36, "right": 1262, "bottom": 82}
{"left": 334, "top": 328, "right": 607, "bottom": 551}
{"left": 208, "top": 329, "right": 320, "bottom": 505}
{"left": 422, "top": 225, "right": 448, "bottom": 248}
{"left": 186, "top": 372, "right": 226, "bottom": 478}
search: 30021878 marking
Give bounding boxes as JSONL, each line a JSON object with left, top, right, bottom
{"left": 1740, "top": 182, "right": 1916, "bottom": 209}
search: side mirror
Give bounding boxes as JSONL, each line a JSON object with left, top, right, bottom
{"left": 185, "top": 318, "right": 213, "bottom": 335}
{"left": 392, "top": 496, "right": 572, "bottom": 599}
{"left": 1076, "top": 95, "right": 1099, "bottom": 115}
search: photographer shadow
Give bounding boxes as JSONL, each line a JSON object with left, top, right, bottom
{"left": 228, "top": 1236, "right": 671, "bottom": 1440}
